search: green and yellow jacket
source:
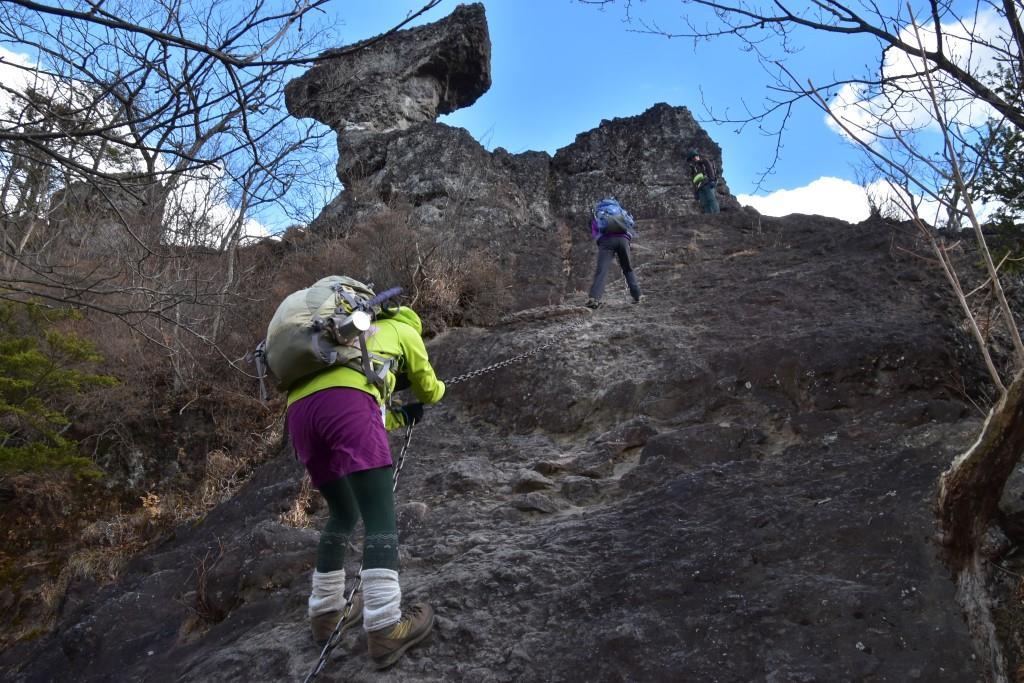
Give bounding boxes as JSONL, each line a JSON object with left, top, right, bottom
{"left": 286, "top": 306, "right": 445, "bottom": 428}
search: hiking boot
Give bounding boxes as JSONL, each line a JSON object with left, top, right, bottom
{"left": 632, "top": 294, "right": 645, "bottom": 305}
{"left": 310, "top": 592, "right": 363, "bottom": 645}
{"left": 584, "top": 298, "right": 601, "bottom": 309}
{"left": 367, "top": 603, "right": 435, "bottom": 670}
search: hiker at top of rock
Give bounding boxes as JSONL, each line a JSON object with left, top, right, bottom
{"left": 585, "top": 197, "right": 644, "bottom": 309}
{"left": 284, "top": 295, "right": 444, "bottom": 670}
{"left": 687, "top": 149, "right": 720, "bottom": 215}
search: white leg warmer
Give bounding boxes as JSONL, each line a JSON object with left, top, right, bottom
{"left": 308, "top": 569, "right": 347, "bottom": 617}
{"left": 361, "top": 568, "right": 402, "bottom": 632}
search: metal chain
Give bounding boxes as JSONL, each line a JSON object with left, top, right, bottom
{"left": 303, "top": 425, "right": 416, "bottom": 683}
{"left": 444, "top": 313, "right": 588, "bottom": 386}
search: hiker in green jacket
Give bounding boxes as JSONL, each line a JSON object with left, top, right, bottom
{"left": 687, "top": 150, "right": 720, "bottom": 214}
{"left": 286, "top": 304, "right": 445, "bottom": 670}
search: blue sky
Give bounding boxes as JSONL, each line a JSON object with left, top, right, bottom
{"left": 2, "top": 1, "right": 983, "bottom": 231}
{"left": 331, "top": 1, "right": 887, "bottom": 221}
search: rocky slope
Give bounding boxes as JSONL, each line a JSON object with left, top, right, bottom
{"left": 3, "top": 4, "right": 1016, "bottom": 681}
{"left": 1, "top": 208, "right": 998, "bottom": 681}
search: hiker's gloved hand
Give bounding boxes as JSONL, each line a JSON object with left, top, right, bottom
{"left": 398, "top": 402, "right": 424, "bottom": 425}
{"left": 394, "top": 372, "right": 411, "bottom": 391}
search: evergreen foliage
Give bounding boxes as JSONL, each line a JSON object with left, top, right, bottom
{"left": 0, "top": 300, "right": 117, "bottom": 477}
{"left": 976, "top": 127, "right": 1024, "bottom": 220}
{"left": 971, "top": 68, "right": 1024, "bottom": 270}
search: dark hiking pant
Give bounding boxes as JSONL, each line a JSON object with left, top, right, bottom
{"left": 316, "top": 466, "right": 399, "bottom": 572}
{"left": 589, "top": 235, "right": 641, "bottom": 302}
{"left": 697, "top": 181, "right": 720, "bottom": 214}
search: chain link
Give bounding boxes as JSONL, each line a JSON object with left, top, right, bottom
{"left": 444, "top": 312, "right": 588, "bottom": 386}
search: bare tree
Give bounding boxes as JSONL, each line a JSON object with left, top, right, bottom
{"left": 580, "top": 1, "right": 1024, "bottom": 679}
{"left": 0, "top": 0, "right": 441, "bottom": 376}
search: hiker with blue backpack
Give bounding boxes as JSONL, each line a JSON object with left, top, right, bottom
{"left": 585, "top": 197, "right": 643, "bottom": 308}
{"left": 687, "top": 149, "right": 720, "bottom": 214}
{"left": 259, "top": 276, "right": 444, "bottom": 670}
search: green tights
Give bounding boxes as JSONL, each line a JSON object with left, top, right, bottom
{"left": 315, "top": 466, "right": 399, "bottom": 573}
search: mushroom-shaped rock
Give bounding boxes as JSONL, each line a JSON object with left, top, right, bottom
{"left": 284, "top": 3, "right": 491, "bottom": 134}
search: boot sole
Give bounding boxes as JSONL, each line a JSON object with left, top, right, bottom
{"left": 370, "top": 612, "right": 436, "bottom": 670}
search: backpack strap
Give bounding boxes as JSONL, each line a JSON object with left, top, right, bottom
{"left": 334, "top": 287, "right": 361, "bottom": 312}
{"left": 355, "top": 333, "right": 397, "bottom": 406}
{"left": 309, "top": 316, "right": 339, "bottom": 364}
{"left": 331, "top": 284, "right": 405, "bottom": 402}
{"left": 338, "top": 285, "right": 405, "bottom": 399}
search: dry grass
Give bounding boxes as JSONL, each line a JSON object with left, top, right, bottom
{"left": 192, "top": 541, "right": 228, "bottom": 623}
{"left": 29, "top": 490, "right": 166, "bottom": 636}
{"left": 262, "top": 206, "right": 511, "bottom": 337}
{"left": 279, "top": 475, "right": 317, "bottom": 528}
{"left": 175, "top": 539, "right": 231, "bottom": 637}
{"left": 20, "top": 444, "right": 265, "bottom": 644}
{"left": 346, "top": 210, "right": 512, "bottom": 332}
{"left": 135, "top": 448, "right": 257, "bottom": 526}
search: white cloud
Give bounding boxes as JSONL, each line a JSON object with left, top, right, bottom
{"left": 162, "top": 164, "right": 271, "bottom": 246}
{"left": 826, "top": 9, "right": 1005, "bottom": 143}
{"left": 740, "top": 176, "right": 999, "bottom": 228}
{"left": 0, "top": 46, "right": 37, "bottom": 98}
{"left": 738, "top": 176, "right": 871, "bottom": 222}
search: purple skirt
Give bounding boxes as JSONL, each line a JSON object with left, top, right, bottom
{"left": 286, "top": 387, "right": 393, "bottom": 488}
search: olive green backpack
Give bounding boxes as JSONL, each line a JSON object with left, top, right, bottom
{"left": 253, "top": 276, "right": 402, "bottom": 399}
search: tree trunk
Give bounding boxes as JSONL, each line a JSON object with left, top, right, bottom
{"left": 939, "top": 371, "right": 1024, "bottom": 561}
{"left": 937, "top": 371, "right": 1024, "bottom": 682}
{"left": 952, "top": 555, "right": 1010, "bottom": 683}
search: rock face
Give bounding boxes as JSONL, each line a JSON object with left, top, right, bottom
{"left": 289, "top": 4, "right": 736, "bottom": 308}
{"left": 4, "top": 5, "right": 1012, "bottom": 681}
{"left": 284, "top": 3, "right": 491, "bottom": 135}
{"left": 551, "top": 102, "right": 740, "bottom": 219}
{"left": 1, "top": 211, "right": 994, "bottom": 682}
{"left": 48, "top": 175, "right": 167, "bottom": 253}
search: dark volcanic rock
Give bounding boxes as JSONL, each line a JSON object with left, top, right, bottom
{"left": 318, "top": 121, "right": 570, "bottom": 309}
{"left": 510, "top": 468, "right": 555, "bottom": 492}
{"left": 284, "top": 3, "right": 491, "bottom": 133}
{"left": 640, "top": 423, "right": 755, "bottom": 469}
{"left": 284, "top": 5, "right": 739, "bottom": 309}
{"left": 552, "top": 102, "right": 741, "bottom": 218}
{"left": 1, "top": 210, "right": 991, "bottom": 683}
{"left": 49, "top": 175, "right": 166, "bottom": 253}
{"left": 1000, "top": 464, "right": 1024, "bottom": 542}
{"left": 2, "top": 5, "right": 1008, "bottom": 682}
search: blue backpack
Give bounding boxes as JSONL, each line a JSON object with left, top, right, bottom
{"left": 593, "top": 198, "right": 635, "bottom": 236}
